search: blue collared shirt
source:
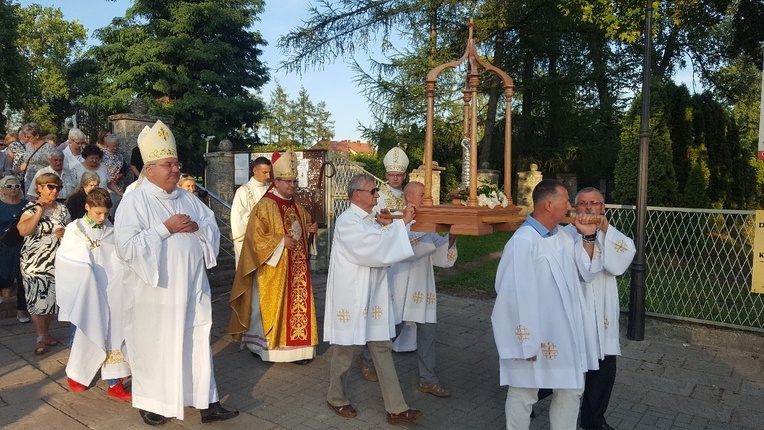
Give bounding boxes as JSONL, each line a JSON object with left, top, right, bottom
{"left": 523, "top": 213, "right": 558, "bottom": 238}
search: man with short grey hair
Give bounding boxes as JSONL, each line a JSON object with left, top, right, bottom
{"left": 27, "top": 149, "right": 76, "bottom": 201}
{"left": 567, "top": 187, "right": 635, "bottom": 430}
{"left": 324, "top": 173, "right": 423, "bottom": 425}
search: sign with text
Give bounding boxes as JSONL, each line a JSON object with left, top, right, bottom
{"left": 752, "top": 211, "right": 764, "bottom": 293}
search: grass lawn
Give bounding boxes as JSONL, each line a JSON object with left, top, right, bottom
{"left": 436, "top": 231, "right": 511, "bottom": 297}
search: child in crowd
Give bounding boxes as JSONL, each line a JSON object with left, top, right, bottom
{"left": 54, "top": 188, "right": 131, "bottom": 401}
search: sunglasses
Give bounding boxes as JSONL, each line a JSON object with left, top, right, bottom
{"left": 3, "top": 184, "right": 21, "bottom": 189}
{"left": 356, "top": 188, "right": 379, "bottom": 194}
{"left": 42, "top": 183, "right": 63, "bottom": 191}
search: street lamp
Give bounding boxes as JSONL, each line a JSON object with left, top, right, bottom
{"left": 202, "top": 135, "right": 216, "bottom": 188}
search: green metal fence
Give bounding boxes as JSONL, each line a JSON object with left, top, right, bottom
{"left": 607, "top": 205, "right": 764, "bottom": 331}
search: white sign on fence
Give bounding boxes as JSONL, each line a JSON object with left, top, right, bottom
{"left": 752, "top": 211, "right": 764, "bottom": 293}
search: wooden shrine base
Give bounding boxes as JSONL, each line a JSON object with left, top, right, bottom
{"left": 410, "top": 204, "right": 525, "bottom": 235}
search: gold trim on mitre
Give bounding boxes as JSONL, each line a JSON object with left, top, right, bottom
{"left": 138, "top": 120, "right": 177, "bottom": 163}
{"left": 383, "top": 146, "right": 409, "bottom": 172}
{"left": 272, "top": 149, "right": 297, "bottom": 178}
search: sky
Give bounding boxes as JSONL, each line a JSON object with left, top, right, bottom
{"left": 17, "top": 0, "right": 375, "bottom": 142}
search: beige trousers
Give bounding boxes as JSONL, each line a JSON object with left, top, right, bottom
{"left": 327, "top": 341, "right": 409, "bottom": 414}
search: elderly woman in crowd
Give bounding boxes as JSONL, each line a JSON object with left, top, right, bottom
{"left": 17, "top": 173, "right": 70, "bottom": 355}
{"left": 20, "top": 123, "right": 58, "bottom": 191}
{"left": 179, "top": 174, "right": 208, "bottom": 204}
{"left": 0, "top": 176, "right": 30, "bottom": 323}
{"left": 71, "top": 145, "right": 124, "bottom": 199}
{"left": 5, "top": 133, "right": 26, "bottom": 183}
{"left": 65, "top": 171, "right": 102, "bottom": 221}
{"left": 101, "top": 135, "right": 129, "bottom": 209}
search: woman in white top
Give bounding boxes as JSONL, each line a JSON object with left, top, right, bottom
{"left": 71, "top": 145, "right": 123, "bottom": 199}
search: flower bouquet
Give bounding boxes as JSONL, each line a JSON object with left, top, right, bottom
{"left": 447, "top": 179, "right": 509, "bottom": 209}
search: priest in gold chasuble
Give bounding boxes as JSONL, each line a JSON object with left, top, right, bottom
{"left": 228, "top": 149, "right": 318, "bottom": 363}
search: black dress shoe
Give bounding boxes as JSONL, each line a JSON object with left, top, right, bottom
{"left": 201, "top": 401, "right": 239, "bottom": 423}
{"left": 139, "top": 409, "right": 168, "bottom": 426}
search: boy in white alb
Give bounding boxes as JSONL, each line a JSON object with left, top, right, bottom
{"left": 55, "top": 187, "right": 131, "bottom": 401}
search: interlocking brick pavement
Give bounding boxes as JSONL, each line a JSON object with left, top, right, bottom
{"left": 0, "top": 272, "right": 762, "bottom": 429}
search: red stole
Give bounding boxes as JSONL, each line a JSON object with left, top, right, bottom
{"left": 262, "top": 193, "right": 313, "bottom": 347}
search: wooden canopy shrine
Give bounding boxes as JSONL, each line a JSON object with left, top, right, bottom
{"left": 413, "top": 19, "right": 523, "bottom": 235}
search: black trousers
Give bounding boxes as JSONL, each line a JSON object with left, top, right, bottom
{"left": 580, "top": 355, "right": 617, "bottom": 427}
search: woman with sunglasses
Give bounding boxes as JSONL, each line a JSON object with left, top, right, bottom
{"left": 17, "top": 173, "right": 70, "bottom": 355}
{"left": 0, "top": 176, "right": 30, "bottom": 323}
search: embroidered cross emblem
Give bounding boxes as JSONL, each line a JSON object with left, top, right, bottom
{"left": 157, "top": 128, "right": 169, "bottom": 141}
{"left": 337, "top": 309, "right": 350, "bottom": 323}
{"left": 592, "top": 247, "right": 602, "bottom": 260}
{"left": 427, "top": 292, "right": 436, "bottom": 305}
{"left": 413, "top": 292, "right": 425, "bottom": 304}
{"left": 515, "top": 325, "right": 530, "bottom": 343}
{"left": 541, "top": 342, "right": 558, "bottom": 360}
{"left": 363, "top": 307, "right": 368, "bottom": 319}
{"left": 410, "top": 235, "right": 421, "bottom": 246}
{"left": 447, "top": 249, "right": 456, "bottom": 261}
{"left": 371, "top": 306, "right": 382, "bottom": 319}
{"left": 604, "top": 317, "right": 609, "bottom": 330}
{"left": 613, "top": 239, "right": 629, "bottom": 253}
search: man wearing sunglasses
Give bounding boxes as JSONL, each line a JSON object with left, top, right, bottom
{"left": 565, "top": 187, "right": 635, "bottom": 430}
{"left": 114, "top": 120, "right": 237, "bottom": 426}
{"left": 324, "top": 173, "right": 423, "bottom": 425}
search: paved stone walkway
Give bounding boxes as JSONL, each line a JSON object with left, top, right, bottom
{"left": 1, "top": 273, "right": 762, "bottom": 429}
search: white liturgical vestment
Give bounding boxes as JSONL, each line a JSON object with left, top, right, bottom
{"left": 565, "top": 223, "right": 635, "bottom": 358}
{"left": 55, "top": 218, "right": 129, "bottom": 385}
{"left": 492, "top": 222, "right": 602, "bottom": 390}
{"left": 390, "top": 226, "right": 457, "bottom": 351}
{"left": 230, "top": 177, "right": 268, "bottom": 265}
{"left": 114, "top": 180, "right": 220, "bottom": 420}
{"left": 324, "top": 203, "right": 414, "bottom": 345}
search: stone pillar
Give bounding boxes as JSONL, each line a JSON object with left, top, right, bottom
{"left": 556, "top": 173, "right": 578, "bottom": 203}
{"left": 409, "top": 161, "right": 445, "bottom": 205}
{"left": 205, "top": 151, "right": 235, "bottom": 221}
{"left": 109, "top": 113, "right": 173, "bottom": 182}
{"left": 516, "top": 163, "right": 543, "bottom": 214}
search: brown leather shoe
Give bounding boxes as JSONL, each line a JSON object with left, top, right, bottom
{"left": 327, "top": 402, "right": 357, "bottom": 418}
{"left": 357, "top": 355, "right": 378, "bottom": 382}
{"left": 418, "top": 382, "right": 451, "bottom": 397}
{"left": 387, "top": 409, "right": 422, "bottom": 425}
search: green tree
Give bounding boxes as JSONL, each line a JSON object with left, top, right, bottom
{"left": 0, "top": 1, "right": 28, "bottom": 132}
{"left": 85, "top": 0, "right": 269, "bottom": 171}
{"left": 16, "top": 3, "right": 87, "bottom": 133}
{"left": 613, "top": 82, "right": 679, "bottom": 205}
{"left": 260, "top": 84, "right": 334, "bottom": 147}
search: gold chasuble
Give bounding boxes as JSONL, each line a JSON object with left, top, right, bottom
{"left": 228, "top": 193, "right": 318, "bottom": 352}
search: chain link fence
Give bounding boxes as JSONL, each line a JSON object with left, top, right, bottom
{"left": 607, "top": 205, "right": 764, "bottom": 331}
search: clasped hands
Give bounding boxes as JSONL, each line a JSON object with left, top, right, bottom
{"left": 164, "top": 214, "right": 199, "bottom": 233}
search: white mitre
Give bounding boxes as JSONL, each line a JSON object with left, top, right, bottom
{"left": 271, "top": 148, "right": 298, "bottom": 178}
{"left": 383, "top": 146, "right": 409, "bottom": 173}
{"left": 138, "top": 120, "right": 177, "bottom": 163}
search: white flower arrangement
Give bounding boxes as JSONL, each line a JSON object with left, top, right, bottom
{"left": 449, "top": 180, "right": 509, "bottom": 209}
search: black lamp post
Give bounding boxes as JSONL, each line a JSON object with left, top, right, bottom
{"left": 628, "top": 0, "right": 652, "bottom": 341}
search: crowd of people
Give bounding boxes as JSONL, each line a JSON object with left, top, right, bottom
{"left": 0, "top": 120, "right": 637, "bottom": 429}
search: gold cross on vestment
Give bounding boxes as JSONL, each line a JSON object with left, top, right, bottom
{"left": 337, "top": 309, "right": 350, "bottom": 323}
{"left": 371, "top": 306, "right": 383, "bottom": 319}
{"left": 158, "top": 128, "right": 169, "bottom": 141}
{"left": 613, "top": 239, "right": 629, "bottom": 253}
{"left": 413, "top": 292, "right": 425, "bottom": 304}
{"left": 541, "top": 342, "right": 559, "bottom": 360}
{"left": 427, "top": 292, "right": 436, "bottom": 305}
{"left": 604, "top": 317, "right": 609, "bottom": 330}
{"left": 515, "top": 325, "right": 530, "bottom": 343}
